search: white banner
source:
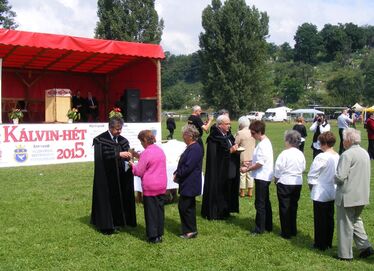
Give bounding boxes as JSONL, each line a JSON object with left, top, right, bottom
{"left": 0, "top": 122, "right": 161, "bottom": 168}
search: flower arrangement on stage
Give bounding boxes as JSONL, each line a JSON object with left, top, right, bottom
{"left": 109, "top": 107, "right": 123, "bottom": 119}
{"left": 67, "top": 108, "right": 80, "bottom": 121}
{"left": 8, "top": 108, "right": 24, "bottom": 120}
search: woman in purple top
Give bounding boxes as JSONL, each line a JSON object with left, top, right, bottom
{"left": 130, "top": 130, "right": 167, "bottom": 244}
{"left": 174, "top": 124, "right": 203, "bottom": 239}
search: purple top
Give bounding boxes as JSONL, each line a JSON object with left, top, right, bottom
{"left": 132, "top": 144, "right": 167, "bottom": 196}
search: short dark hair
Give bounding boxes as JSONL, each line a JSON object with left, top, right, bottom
{"left": 318, "top": 131, "right": 336, "bottom": 147}
{"left": 138, "top": 130, "right": 156, "bottom": 144}
{"left": 249, "top": 120, "right": 266, "bottom": 135}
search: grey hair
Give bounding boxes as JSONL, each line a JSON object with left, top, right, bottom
{"left": 218, "top": 108, "right": 229, "bottom": 116}
{"left": 192, "top": 105, "right": 201, "bottom": 113}
{"left": 284, "top": 130, "right": 301, "bottom": 148}
{"left": 343, "top": 128, "right": 361, "bottom": 144}
{"left": 182, "top": 124, "right": 200, "bottom": 141}
{"left": 109, "top": 116, "right": 124, "bottom": 128}
{"left": 238, "top": 116, "right": 250, "bottom": 130}
{"left": 216, "top": 114, "right": 229, "bottom": 125}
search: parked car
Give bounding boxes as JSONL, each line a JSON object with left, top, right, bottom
{"left": 246, "top": 111, "right": 265, "bottom": 120}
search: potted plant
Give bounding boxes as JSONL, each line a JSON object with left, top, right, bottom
{"left": 67, "top": 108, "right": 80, "bottom": 123}
{"left": 8, "top": 108, "right": 24, "bottom": 124}
{"left": 109, "top": 107, "right": 123, "bottom": 119}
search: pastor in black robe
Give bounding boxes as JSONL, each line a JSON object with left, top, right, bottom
{"left": 201, "top": 125, "right": 240, "bottom": 220}
{"left": 90, "top": 131, "right": 137, "bottom": 233}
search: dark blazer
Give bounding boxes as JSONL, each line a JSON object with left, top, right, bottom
{"left": 175, "top": 142, "right": 203, "bottom": 197}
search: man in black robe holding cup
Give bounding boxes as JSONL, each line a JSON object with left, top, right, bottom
{"left": 90, "top": 117, "right": 137, "bottom": 234}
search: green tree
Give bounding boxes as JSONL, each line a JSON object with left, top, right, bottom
{"left": 95, "top": 0, "right": 163, "bottom": 44}
{"left": 0, "top": 0, "right": 17, "bottom": 29}
{"left": 361, "top": 52, "right": 374, "bottom": 104}
{"left": 267, "top": 42, "right": 278, "bottom": 61}
{"left": 162, "top": 81, "right": 203, "bottom": 110}
{"left": 363, "top": 25, "right": 374, "bottom": 48}
{"left": 199, "top": 0, "right": 270, "bottom": 116}
{"left": 278, "top": 42, "right": 294, "bottom": 62}
{"left": 326, "top": 69, "right": 363, "bottom": 106}
{"left": 344, "top": 23, "right": 366, "bottom": 51}
{"left": 320, "top": 24, "right": 350, "bottom": 62}
{"left": 272, "top": 62, "right": 314, "bottom": 106}
{"left": 294, "top": 23, "right": 322, "bottom": 64}
{"left": 279, "top": 77, "right": 304, "bottom": 105}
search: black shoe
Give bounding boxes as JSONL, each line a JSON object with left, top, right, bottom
{"left": 333, "top": 255, "right": 353, "bottom": 261}
{"left": 280, "top": 233, "right": 291, "bottom": 239}
{"left": 148, "top": 236, "right": 162, "bottom": 244}
{"left": 359, "top": 246, "right": 374, "bottom": 258}
{"left": 179, "top": 232, "right": 198, "bottom": 239}
{"left": 100, "top": 229, "right": 115, "bottom": 235}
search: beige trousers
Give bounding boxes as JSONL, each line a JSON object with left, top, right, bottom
{"left": 336, "top": 204, "right": 371, "bottom": 259}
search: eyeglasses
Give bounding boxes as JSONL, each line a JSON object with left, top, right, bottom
{"left": 223, "top": 122, "right": 231, "bottom": 125}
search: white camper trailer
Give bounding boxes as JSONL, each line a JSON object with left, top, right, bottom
{"left": 263, "top": 106, "right": 292, "bottom": 122}
{"left": 290, "top": 108, "right": 324, "bottom": 122}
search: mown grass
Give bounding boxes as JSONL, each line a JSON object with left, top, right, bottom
{"left": 1, "top": 121, "right": 374, "bottom": 270}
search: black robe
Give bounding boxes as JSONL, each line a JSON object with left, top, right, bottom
{"left": 201, "top": 125, "right": 240, "bottom": 220}
{"left": 90, "top": 131, "right": 137, "bottom": 231}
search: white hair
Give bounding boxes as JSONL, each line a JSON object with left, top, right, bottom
{"left": 216, "top": 114, "right": 229, "bottom": 125}
{"left": 238, "top": 116, "right": 250, "bottom": 130}
{"left": 192, "top": 105, "right": 201, "bottom": 113}
{"left": 343, "top": 128, "right": 361, "bottom": 144}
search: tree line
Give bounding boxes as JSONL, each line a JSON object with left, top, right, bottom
{"left": 163, "top": 1, "right": 374, "bottom": 116}
{"left": 2, "top": 0, "right": 374, "bottom": 117}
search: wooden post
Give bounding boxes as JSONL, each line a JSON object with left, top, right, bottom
{"left": 156, "top": 60, "right": 161, "bottom": 122}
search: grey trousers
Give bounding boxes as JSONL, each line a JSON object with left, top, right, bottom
{"left": 336, "top": 204, "right": 371, "bottom": 258}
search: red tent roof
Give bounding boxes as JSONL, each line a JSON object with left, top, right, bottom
{"left": 0, "top": 28, "right": 164, "bottom": 74}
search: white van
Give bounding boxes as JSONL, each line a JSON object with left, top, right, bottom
{"left": 263, "top": 106, "right": 292, "bottom": 122}
{"left": 246, "top": 111, "right": 265, "bottom": 120}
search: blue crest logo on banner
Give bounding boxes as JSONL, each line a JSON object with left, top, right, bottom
{"left": 14, "top": 145, "right": 28, "bottom": 163}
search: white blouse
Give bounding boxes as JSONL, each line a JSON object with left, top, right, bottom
{"left": 308, "top": 151, "right": 340, "bottom": 202}
{"left": 310, "top": 121, "right": 331, "bottom": 150}
{"left": 274, "top": 147, "right": 306, "bottom": 185}
{"left": 251, "top": 137, "right": 274, "bottom": 182}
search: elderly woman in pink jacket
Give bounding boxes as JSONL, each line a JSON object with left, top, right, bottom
{"left": 130, "top": 130, "right": 167, "bottom": 244}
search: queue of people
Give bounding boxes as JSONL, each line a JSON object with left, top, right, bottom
{"left": 89, "top": 106, "right": 373, "bottom": 261}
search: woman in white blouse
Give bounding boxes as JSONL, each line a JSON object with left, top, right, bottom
{"left": 241, "top": 120, "right": 274, "bottom": 235}
{"left": 308, "top": 131, "right": 339, "bottom": 250}
{"left": 310, "top": 114, "right": 331, "bottom": 159}
{"left": 274, "top": 130, "right": 306, "bottom": 239}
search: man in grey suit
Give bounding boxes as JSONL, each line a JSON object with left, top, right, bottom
{"left": 335, "top": 128, "right": 374, "bottom": 260}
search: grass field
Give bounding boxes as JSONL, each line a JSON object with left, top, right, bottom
{"left": 1, "top": 121, "right": 374, "bottom": 270}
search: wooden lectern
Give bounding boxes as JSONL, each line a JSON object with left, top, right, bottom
{"left": 45, "top": 89, "right": 71, "bottom": 122}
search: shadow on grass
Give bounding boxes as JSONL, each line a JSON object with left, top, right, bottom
{"left": 78, "top": 215, "right": 147, "bottom": 242}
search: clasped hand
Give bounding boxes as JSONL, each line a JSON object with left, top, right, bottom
{"left": 230, "top": 144, "right": 238, "bottom": 153}
{"left": 119, "top": 151, "right": 132, "bottom": 159}
{"left": 240, "top": 161, "right": 252, "bottom": 173}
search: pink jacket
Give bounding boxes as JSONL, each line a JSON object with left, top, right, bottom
{"left": 132, "top": 144, "right": 167, "bottom": 196}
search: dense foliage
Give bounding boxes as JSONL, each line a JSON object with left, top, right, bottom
{"left": 95, "top": 0, "right": 163, "bottom": 44}
{"left": 0, "top": 0, "right": 17, "bottom": 29}
{"left": 198, "top": 0, "right": 271, "bottom": 116}
{"left": 162, "top": 13, "right": 374, "bottom": 111}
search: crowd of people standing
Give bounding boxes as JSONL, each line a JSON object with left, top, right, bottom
{"left": 90, "top": 105, "right": 373, "bottom": 261}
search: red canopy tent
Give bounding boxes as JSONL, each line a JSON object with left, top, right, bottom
{"left": 0, "top": 28, "right": 165, "bottom": 123}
